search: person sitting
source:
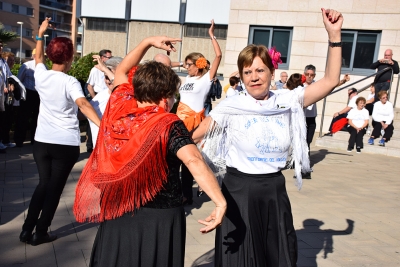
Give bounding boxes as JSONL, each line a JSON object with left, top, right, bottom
{"left": 226, "top": 76, "right": 240, "bottom": 97}
{"left": 365, "top": 83, "right": 375, "bottom": 115}
{"left": 275, "top": 71, "right": 288, "bottom": 89}
{"left": 346, "top": 97, "right": 369, "bottom": 153}
{"left": 324, "top": 88, "right": 358, "bottom": 136}
{"left": 368, "top": 90, "right": 394, "bottom": 146}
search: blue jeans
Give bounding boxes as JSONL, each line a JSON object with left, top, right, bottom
{"left": 374, "top": 82, "right": 390, "bottom": 102}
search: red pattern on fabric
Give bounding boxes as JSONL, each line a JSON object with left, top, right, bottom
{"left": 74, "top": 74, "right": 180, "bottom": 222}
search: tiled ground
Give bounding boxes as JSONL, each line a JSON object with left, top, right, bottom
{"left": 0, "top": 140, "right": 399, "bottom": 267}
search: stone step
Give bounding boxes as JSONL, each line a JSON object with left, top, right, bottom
{"left": 325, "top": 131, "right": 400, "bottom": 146}
{"left": 315, "top": 137, "right": 400, "bottom": 158}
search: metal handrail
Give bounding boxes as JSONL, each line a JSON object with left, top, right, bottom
{"left": 318, "top": 67, "right": 395, "bottom": 138}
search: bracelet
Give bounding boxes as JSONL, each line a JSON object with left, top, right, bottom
{"left": 328, "top": 40, "right": 342, "bottom": 47}
{"left": 36, "top": 35, "right": 44, "bottom": 41}
{"left": 211, "top": 36, "right": 217, "bottom": 40}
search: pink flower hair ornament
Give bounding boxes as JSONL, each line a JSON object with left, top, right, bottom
{"left": 268, "top": 47, "right": 282, "bottom": 69}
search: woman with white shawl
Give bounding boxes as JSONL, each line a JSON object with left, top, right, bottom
{"left": 193, "top": 8, "right": 344, "bottom": 267}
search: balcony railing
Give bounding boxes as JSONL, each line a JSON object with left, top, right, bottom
{"left": 40, "top": 0, "right": 72, "bottom": 12}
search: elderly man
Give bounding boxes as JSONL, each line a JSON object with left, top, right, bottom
{"left": 370, "top": 49, "right": 399, "bottom": 102}
{"left": 275, "top": 71, "right": 288, "bottom": 89}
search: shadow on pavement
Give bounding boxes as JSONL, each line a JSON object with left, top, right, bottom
{"left": 190, "top": 218, "right": 355, "bottom": 267}
{"left": 310, "top": 149, "right": 350, "bottom": 167}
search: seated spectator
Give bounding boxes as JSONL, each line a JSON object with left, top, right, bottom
{"left": 226, "top": 76, "right": 240, "bottom": 97}
{"left": 324, "top": 88, "right": 358, "bottom": 136}
{"left": 346, "top": 97, "right": 369, "bottom": 153}
{"left": 368, "top": 91, "right": 394, "bottom": 146}
{"left": 275, "top": 71, "right": 288, "bottom": 89}
{"left": 365, "top": 83, "right": 375, "bottom": 115}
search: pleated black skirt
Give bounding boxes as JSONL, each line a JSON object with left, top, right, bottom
{"left": 215, "top": 167, "right": 297, "bottom": 267}
{"left": 90, "top": 206, "right": 185, "bottom": 267}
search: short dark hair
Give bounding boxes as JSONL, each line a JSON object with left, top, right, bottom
{"left": 46, "top": 37, "right": 73, "bottom": 64}
{"left": 99, "top": 49, "right": 112, "bottom": 57}
{"left": 348, "top": 88, "right": 358, "bottom": 96}
{"left": 229, "top": 76, "right": 239, "bottom": 86}
{"left": 133, "top": 61, "right": 181, "bottom": 103}
{"left": 304, "top": 64, "right": 316, "bottom": 73}
{"left": 286, "top": 73, "right": 303, "bottom": 90}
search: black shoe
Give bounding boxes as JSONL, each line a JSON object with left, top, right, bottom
{"left": 30, "top": 233, "right": 57, "bottom": 246}
{"left": 19, "top": 230, "right": 32, "bottom": 243}
{"left": 87, "top": 148, "right": 93, "bottom": 153}
{"left": 302, "top": 172, "right": 312, "bottom": 179}
{"left": 324, "top": 132, "right": 333, "bottom": 137}
{"left": 197, "top": 190, "right": 204, "bottom": 197}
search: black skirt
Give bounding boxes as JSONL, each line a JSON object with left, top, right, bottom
{"left": 90, "top": 206, "right": 185, "bottom": 267}
{"left": 215, "top": 167, "right": 297, "bottom": 267}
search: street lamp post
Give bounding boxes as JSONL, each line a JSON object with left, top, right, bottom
{"left": 44, "top": 34, "right": 49, "bottom": 51}
{"left": 17, "top": 21, "right": 24, "bottom": 64}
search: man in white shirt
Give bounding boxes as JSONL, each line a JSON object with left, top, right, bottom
{"left": 85, "top": 49, "right": 112, "bottom": 152}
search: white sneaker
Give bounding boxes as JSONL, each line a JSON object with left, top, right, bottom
{"left": 0, "top": 143, "right": 7, "bottom": 149}
{"left": 4, "top": 143, "right": 16, "bottom": 148}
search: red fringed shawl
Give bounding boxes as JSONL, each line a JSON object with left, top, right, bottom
{"left": 73, "top": 74, "right": 180, "bottom": 223}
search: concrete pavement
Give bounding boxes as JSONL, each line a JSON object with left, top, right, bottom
{"left": 0, "top": 140, "right": 399, "bottom": 267}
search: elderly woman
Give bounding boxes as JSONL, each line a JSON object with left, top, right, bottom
{"left": 346, "top": 97, "right": 369, "bottom": 153}
{"left": 193, "top": 8, "right": 343, "bottom": 267}
{"left": 19, "top": 18, "right": 101, "bottom": 246}
{"left": 87, "top": 56, "right": 123, "bottom": 147}
{"left": 177, "top": 19, "right": 222, "bottom": 205}
{"left": 74, "top": 36, "right": 226, "bottom": 267}
{"left": 368, "top": 90, "right": 394, "bottom": 146}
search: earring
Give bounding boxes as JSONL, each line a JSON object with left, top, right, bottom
{"left": 163, "top": 99, "right": 169, "bottom": 111}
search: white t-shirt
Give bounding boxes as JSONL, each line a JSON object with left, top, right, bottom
{"left": 87, "top": 67, "right": 108, "bottom": 93}
{"left": 347, "top": 108, "right": 369, "bottom": 128}
{"left": 226, "top": 87, "right": 238, "bottom": 97}
{"left": 348, "top": 95, "right": 357, "bottom": 108}
{"left": 214, "top": 89, "right": 303, "bottom": 174}
{"left": 179, "top": 72, "right": 212, "bottom": 112}
{"left": 372, "top": 101, "right": 394, "bottom": 125}
{"left": 89, "top": 89, "right": 111, "bottom": 147}
{"left": 302, "top": 83, "right": 317, "bottom": 117}
{"left": 367, "top": 93, "right": 374, "bottom": 101}
{"left": 34, "top": 63, "right": 85, "bottom": 146}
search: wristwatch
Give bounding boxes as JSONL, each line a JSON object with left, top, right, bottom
{"left": 328, "top": 40, "right": 342, "bottom": 47}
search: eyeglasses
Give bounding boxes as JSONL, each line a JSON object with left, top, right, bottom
{"left": 102, "top": 55, "right": 112, "bottom": 59}
{"left": 381, "top": 96, "right": 388, "bottom": 99}
{"left": 185, "top": 63, "right": 194, "bottom": 68}
{"left": 384, "top": 54, "right": 392, "bottom": 56}
{"left": 304, "top": 73, "right": 316, "bottom": 77}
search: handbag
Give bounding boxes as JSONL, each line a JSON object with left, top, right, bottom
{"left": 5, "top": 91, "right": 14, "bottom": 106}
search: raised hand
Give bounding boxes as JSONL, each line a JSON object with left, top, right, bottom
{"left": 38, "top": 17, "right": 52, "bottom": 36}
{"left": 208, "top": 19, "right": 215, "bottom": 38}
{"left": 148, "top": 36, "right": 181, "bottom": 56}
{"left": 321, "top": 8, "right": 343, "bottom": 41}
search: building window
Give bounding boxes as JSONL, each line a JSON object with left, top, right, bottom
{"left": 25, "top": 29, "right": 32, "bottom": 37}
{"left": 87, "top": 18, "right": 126, "bottom": 32}
{"left": 341, "top": 30, "right": 381, "bottom": 73}
{"left": 248, "top": 26, "right": 293, "bottom": 69}
{"left": 185, "top": 24, "right": 227, "bottom": 39}
{"left": 27, "top": 7, "right": 34, "bottom": 16}
{"left": 12, "top": 4, "right": 19, "bottom": 13}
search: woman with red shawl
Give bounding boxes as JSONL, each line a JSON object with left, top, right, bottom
{"left": 73, "top": 36, "right": 226, "bottom": 267}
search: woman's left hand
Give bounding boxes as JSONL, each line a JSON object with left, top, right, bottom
{"left": 38, "top": 17, "right": 52, "bottom": 36}
{"left": 198, "top": 204, "right": 226, "bottom": 234}
{"left": 208, "top": 19, "right": 215, "bottom": 38}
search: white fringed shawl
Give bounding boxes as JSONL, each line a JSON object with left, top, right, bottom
{"left": 199, "top": 86, "right": 310, "bottom": 190}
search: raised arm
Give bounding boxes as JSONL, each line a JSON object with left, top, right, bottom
{"left": 208, "top": 20, "right": 222, "bottom": 79}
{"left": 93, "top": 55, "right": 115, "bottom": 82}
{"left": 303, "top": 9, "right": 343, "bottom": 107}
{"left": 114, "top": 36, "right": 181, "bottom": 86}
{"left": 35, "top": 18, "right": 51, "bottom": 66}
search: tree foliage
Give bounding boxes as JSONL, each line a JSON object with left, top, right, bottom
{"left": 0, "top": 23, "right": 18, "bottom": 43}
{"left": 67, "top": 52, "right": 97, "bottom": 82}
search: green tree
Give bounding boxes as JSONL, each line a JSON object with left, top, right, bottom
{"left": 67, "top": 52, "right": 97, "bottom": 83}
{"left": 0, "top": 23, "right": 18, "bottom": 43}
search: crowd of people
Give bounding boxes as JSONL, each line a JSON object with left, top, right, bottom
{"left": 0, "top": 6, "right": 396, "bottom": 267}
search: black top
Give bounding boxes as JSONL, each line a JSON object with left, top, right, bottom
{"left": 370, "top": 59, "right": 400, "bottom": 83}
{"left": 144, "top": 120, "right": 194, "bottom": 209}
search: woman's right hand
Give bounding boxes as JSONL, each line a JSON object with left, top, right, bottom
{"left": 147, "top": 36, "right": 181, "bottom": 55}
{"left": 321, "top": 8, "right": 343, "bottom": 41}
{"left": 198, "top": 204, "right": 226, "bottom": 233}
